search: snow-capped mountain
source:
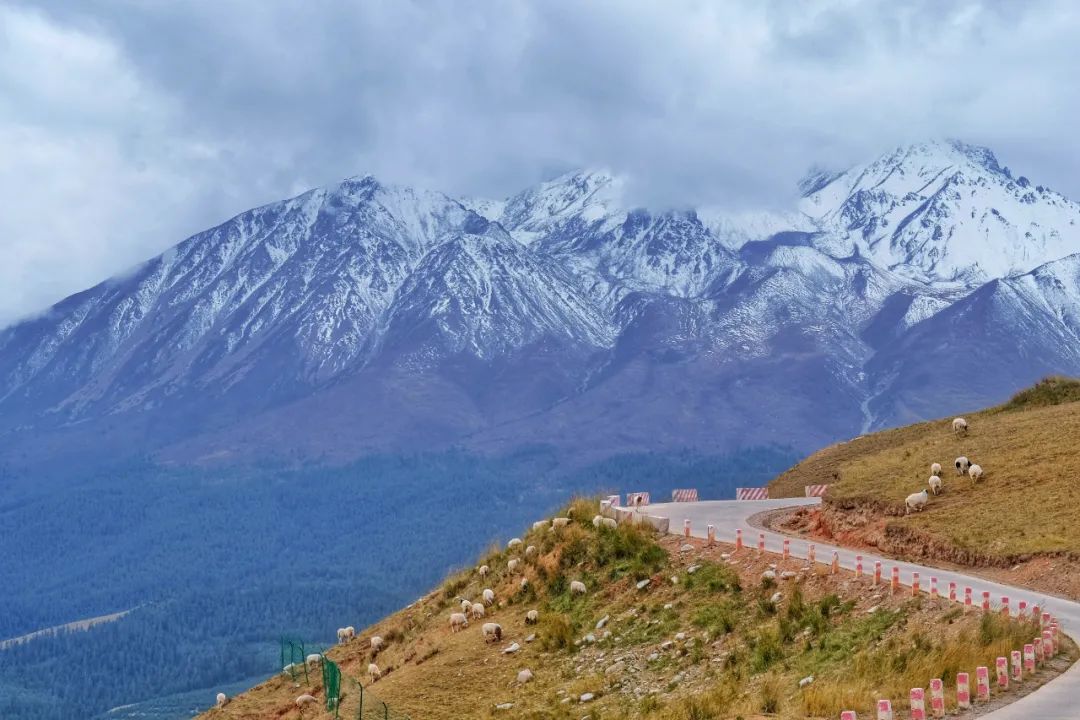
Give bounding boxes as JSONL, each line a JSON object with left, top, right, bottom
{"left": 2, "top": 141, "right": 1079, "bottom": 465}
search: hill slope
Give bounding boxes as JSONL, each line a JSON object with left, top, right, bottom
{"left": 199, "top": 500, "right": 1068, "bottom": 720}
{"left": 770, "top": 377, "right": 1080, "bottom": 596}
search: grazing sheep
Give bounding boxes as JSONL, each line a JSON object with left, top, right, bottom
{"left": 508, "top": 537, "right": 523, "bottom": 550}
{"left": 953, "top": 417, "right": 969, "bottom": 435}
{"left": 461, "top": 599, "right": 472, "bottom": 614}
{"left": 525, "top": 609, "right": 539, "bottom": 624}
{"left": 478, "top": 564, "right": 490, "bottom": 578}
{"left": 930, "top": 462, "right": 942, "bottom": 476}
{"left": 552, "top": 517, "right": 571, "bottom": 529}
{"left": 449, "top": 612, "right": 469, "bottom": 632}
{"left": 517, "top": 668, "right": 534, "bottom": 684}
{"left": 905, "top": 489, "right": 929, "bottom": 514}
{"left": 592, "top": 514, "right": 603, "bottom": 528}
{"left": 601, "top": 517, "right": 617, "bottom": 529}
{"left": 337, "top": 627, "right": 348, "bottom": 643}
{"left": 370, "top": 635, "right": 383, "bottom": 652}
{"left": 216, "top": 692, "right": 228, "bottom": 708}
{"left": 969, "top": 464, "right": 984, "bottom": 482}
{"left": 928, "top": 475, "right": 942, "bottom": 495}
{"left": 296, "top": 694, "right": 318, "bottom": 709}
{"left": 955, "top": 456, "right": 971, "bottom": 475}
{"left": 368, "top": 663, "right": 381, "bottom": 681}
{"left": 482, "top": 588, "right": 495, "bottom": 606}
{"left": 525, "top": 545, "right": 537, "bottom": 558}
{"left": 532, "top": 520, "right": 548, "bottom": 531}
{"left": 482, "top": 622, "right": 503, "bottom": 642}
{"left": 282, "top": 663, "right": 297, "bottom": 675}
{"left": 305, "top": 653, "right": 321, "bottom": 667}
{"left": 507, "top": 558, "right": 520, "bottom": 573}
{"left": 570, "top": 580, "right": 587, "bottom": 595}
{"left": 520, "top": 578, "right": 529, "bottom": 590}
{"left": 345, "top": 626, "right": 355, "bottom": 640}
{"left": 471, "top": 602, "right": 486, "bottom": 619}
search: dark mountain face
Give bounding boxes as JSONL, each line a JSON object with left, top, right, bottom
{"left": 3, "top": 142, "right": 1080, "bottom": 467}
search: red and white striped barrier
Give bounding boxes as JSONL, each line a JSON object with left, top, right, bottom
{"left": 672, "top": 488, "right": 699, "bottom": 502}
{"left": 890, "top": 566, "right": 899, "bottom": 594}
{"left": 1035, "top": 635, "right": 1045, "bottom": 662}
{"left": 736, "top": 487, "right": 769, "bottom": 500}
{"left": 758, "top": 532, "right": 766, "bottom": 551}
{"left": 929, "top": 678, "right": 944, "bottom": 718}
{"left": 876, "top": 699, "right": 893, "bottom": 720}
{"left": 1001, "top": 596, "right": 1010, "bottom": 618}
{"left": 929, "top": 576, "right": 938, "bottom": 599}
{"left": 855, "top": 554, "right": 863, "bottom": 578}
{"left": 1018, "top": 599, "right": 1028, "bottom": 618}
{"left": 603, "top": 494, "right": 620, "bottom": 507}
{"left": 911, "top": 571, "right": 920, "bottom": 597}
{"left": 948, "top": 581, "right": 957, "bottom": 602}
{"left": 1024, "top": 643, "right": 1035, "bottom": 672}
{"left": 909, "top": 687, "right": 926, "bottom": 720}
{"left": 1011, "top": 650, "right": 1022, "bottom": 682}
{"left": 1042, "top": 630, "right": 1054, "bottom": 657}
{"left": 964, "top": 587, "right": 973, "bottom": 608}
{"left": 975, "top": 666, "right": 990, "bottom": 701}
{"left": 996, "top": 656, "right": 1009, "bottom": 689}
{"left": 804, "top": 484, "right": 829, "bottom": 497}
{"left": 841, "top": 712, "right": 857, "bottom": 720}
{"left": 683, "top": 518, "right": 691, "bottom": 539}
{"left": 982, "top": 591, "right": 991, "bottom": 613}
{"left": 956, "top": 672, "right": 971, "bottom": 709}
{"left": 626, "top": 492, "right": 650, "bottom": 508}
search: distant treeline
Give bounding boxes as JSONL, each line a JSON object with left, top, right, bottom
{"left": 0, "top": 445, "right": 794, "bottom": 720}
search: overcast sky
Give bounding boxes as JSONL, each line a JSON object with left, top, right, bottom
{"left": 2, "top": 0, "right": 1079, "bottom": 326}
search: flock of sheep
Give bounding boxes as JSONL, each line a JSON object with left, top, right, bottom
{"left": 904, "top": 416, "right": 986, "bottom": 514}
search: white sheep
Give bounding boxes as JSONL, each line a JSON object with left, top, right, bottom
{"left": 905, "top": 489, "right": 929, "bottom": 514}
{"left": 592, "top": 514, "right": 603, "bottom": 528}
{"left": 953, "top": 417, "right": 969, "bottom": 435}
{"left": 570, "top": 580, "right": 587, "bottom": 595}
{"left": 305, "top": 653, "right": 322, "bottom": 666}
{"left": 928, "top": 475, "right": 942, "bottom": 495}
{"left": 517, "top": 668, "right": 534, "bottom": 684}
{"left": 930, "top": 462, "right": 942, "bottom": 476}
{"left": 461, "top": 599, "right": 472, "bottom": 614}
{"left": 525, "top": 609, "right": 539, "bottom": 625}
{"left": 482, "top": 588, "right": 495, "bottom": 606}
{"left": 215, "top": 692, "right": 228, "bottom": 708}
{"left": 478, "top": 564, "right": 489, "bottom": 578}
{"left": 345, "top": 626, "right": 355, "bottom": 640}
{"left": 337, "top": 627, "right": 347, "bottom": 643}
{"left": 969, "top": 464, "right": 984, "bottom": 482}
{"left": 370, "top": 635, "right": 383, "bottom": 652}
{"left": 449, "top": 612, "right": 469, "bottom": 632}
{"left": 368, "top": 663, "right": 381, "bottom": 681}
{"left": 471, "top": 602, "right": 486, "bottom": 619}
{"left": 525, "top": 545, "right": 537, "bottom": 558}
{"left": 955, "top": 456, "right": 971, "bottom": 475}
{"left": 520, "top": 578, "right": 529, "bottom": 590}
{"left": 532, "top": 520, "right": 548, "bottom": 531}
{"left": 482, "top": 622, "right": 503, "bottom": 642}
{"left": 296, "top": 694, "right": 318, "bottom": 709}
{"left": 508, "top": 537, "right": 523, "bottom": 550}
{"left": 507, "top": 558, "right": 520, "bottom": 573}
{"left": 552, "top": 517, "right": 571, "bottom": 529}
{"left": 282, "top": 662, "right": 297, "bottom": 675}
{"left": 601, "top": 517, "right": 617, "bottom": 529}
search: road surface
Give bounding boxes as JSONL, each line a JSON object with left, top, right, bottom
{"left": 645, "top": 498, "right": 1079, "bottom": 720}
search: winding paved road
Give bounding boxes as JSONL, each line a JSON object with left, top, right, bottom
{"left": 645, "top": 498, "right": 1078, "bottom": 720}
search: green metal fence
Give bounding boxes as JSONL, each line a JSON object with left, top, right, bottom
{"left": 351, "top": 676, "right": 412, "bottom": 720}
{"left": 322, "top": 656, "right": 341, "bottom": 717}
{"left": 279, "top": 637, "right": 309, "bottom": 685}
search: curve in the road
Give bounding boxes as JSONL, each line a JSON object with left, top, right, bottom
{"left": 644, "top": 498, "right": 1078, "bottom": 720}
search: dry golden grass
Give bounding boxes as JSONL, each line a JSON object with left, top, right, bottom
{"left": 199, "top": 495, "right": 1073, "bottom": 720}
{"left": 769, "top": 377, "right": 1080, "bottom": 560}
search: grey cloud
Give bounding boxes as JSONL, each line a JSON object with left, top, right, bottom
{"left": 2, "top": 0, "right": 1079, "bottom": 325}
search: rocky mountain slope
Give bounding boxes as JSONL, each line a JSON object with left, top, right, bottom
{"left": 2, "top": 140, "right": 1080, "bottom": 465}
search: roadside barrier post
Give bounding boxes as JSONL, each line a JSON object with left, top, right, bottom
{"left": 1041, "top": 611, "right": 1051, "bottom": 628}
{"left": 841, "top": 712, "right": 858, "bottom": 720}
{"left": 1011, "top": 650, "right": 1022, "bottom": 682}
{"left": 890, "top": 566, "right": 899, "bottom": 595}
{"left": 964, "top": 587, "right": 973, "bottom": 608}
{"left": 929, "top": 576, "right": 938, "bottom": 599}
{"left": 809, "top": 543, "right": 817, "bottom": 564}
{"left": 874, "top": 561, "right": 882, "bottom": 586}
{"left": 1042, "top": 630, "right": 1054, "bottom": 658}
{"left": 683, "top": 518, "right": 691, "bottom": 540}
{"left": 1018, "top": 599, "right": 1028, "bottom": 618}
{"left": 876, "top": 699, "right": 893, "bottom": 720}
{"left": 948, "top": 581, "right": 956, "bottom": 602}
{"left": 736, "top": 528, "right": 743, "bottom": 550}
{"left": 758, "top": 532, "right": 766, "bottom": 551}
{"left": 831, "top": 551, "right": 840, "bottom": 575}
{"left": 995, "top": 656, "right": 1009, "bottom": 689}
{"left": 783, "top": 538, "right": 790, "bottom": 562}
{"left": 1023, "top": 643, "right": 1035, "bottom": 671}
{"left": 1031, "top": 605, "right": 1040, "bottom": 623}
{"left": 1034, "top": 636, "right": 1045, "bottom": 663}
{"left": 909, "top": 687, "right": 926, "bottom": 720}
{"left": 975, "top": 666, "right": 990, "bottom": 701}
{"left": 707, "top": 524, "right": 715, "bottom": 546}
{"left": 855, "top": 554, "right": 863, "bottom": 578}
{"left": 928, "top": 678, "right": 944, "bottom": 718}
{"left": 911, "top": 571, "right": 920, "bottom": 597}
{"left": 982, "top": 591, "right": 991, "bottom": 613}
{"left": 956, "top": 672, "right": 971, "bottom": 708}
{"left": 1001, "top": 596, "right": 1009, "bottom": 618}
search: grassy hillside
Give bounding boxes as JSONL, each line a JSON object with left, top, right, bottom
{"left": 201, "top": 499, "right": 1068, "bottom": 720}
{"left": 770, "top": 377, "right": 1080, "bottom": 563}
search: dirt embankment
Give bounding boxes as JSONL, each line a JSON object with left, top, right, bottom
{"left": 770, "top": 502, "right": 1080, "bottom": 602}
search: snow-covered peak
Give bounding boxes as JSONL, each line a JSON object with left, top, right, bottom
{"left": 800, "top": 139, "right": 1080, "bottom": 285}
{"left": 498, "top": 169, "right": 624, "bottom": 235}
